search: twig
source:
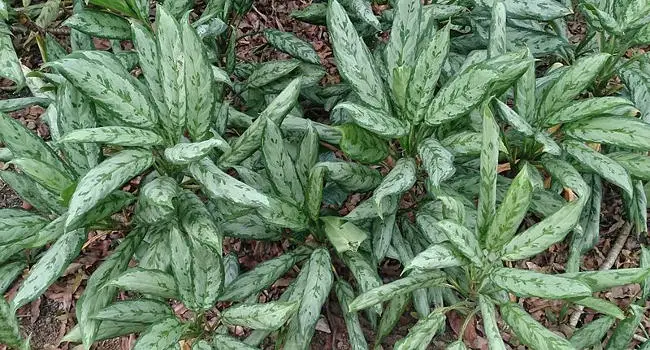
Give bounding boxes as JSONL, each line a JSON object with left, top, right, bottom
{"left": 569, "top": 222, "right": 632, "bottom": 327}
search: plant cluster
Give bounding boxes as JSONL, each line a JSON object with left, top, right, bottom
{"left": 0, "top": 0, "right": 650, "bottom": 349}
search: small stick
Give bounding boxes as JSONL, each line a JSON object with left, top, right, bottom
{"left": 569, "top": 222, "right": 632, "bottom": 327}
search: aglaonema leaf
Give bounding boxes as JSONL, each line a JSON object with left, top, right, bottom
{"left": 500, "top": 302, "right": 574, "bottom": 350}
{"left": 327, "top": 0, "right": 390, "bottom": 112}
{"left": 63, "top": 9, "right": 132, "bottom": 40}
{"left": 394, "top": 309, "right": 446, "bottom": 350}
{"left": 284, "top": 248, "right": 333, "bottom": 350}
{"left": 66, "top": 149, "right": 154, "bottom": 231}
{"left": 48, "top": 51, "right": 158, "bottom": 129}
{"left": 221, "top": 301, "right": 299, "bottom": 330}
{"left": 489, "top": 267, "right": 592, "bottom": 299}
{"left": 264, "top": 29, "right": 320, "bottom": 64}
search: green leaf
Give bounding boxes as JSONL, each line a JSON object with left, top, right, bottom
{"left": 570, "top": 296, "right": 625, "bottom": 319}
{"left": 334, "top": 281, "right": 368, "bottom": 350}
{"left": 544, "top": 97, "right": 637, "bottom": 126}
{"left": 0, "top": 23, "right": 25, "bottom": 87}
{"left": 133, "top": 317, "right": 184, "bottom": 350}
{"left": 447, "top": 341, "right": 468, "bottom": 350}
{"left": 247, "top": 60, "right": 301, "bottom": 88}
{"left": 63, "top": 10, "right": 131, "bottom": 39}
{"left": 394, "top": 310, "right": 446, "bottom": 350}
{"left": 435, "top": 220, "right": 484, "bottom": 266}
{"left": 345, "top": 194, "right": 398, "bottom": 223}
{"left": 264, "top": 29, "right": 320, "bottom": 64}
{"left": 538, "top": 54, "right": 610, "bottom": 118}
{"left": 376, "top": 292, "right": 410, "bottom": 345}
{"left": 564, "top": 116, "right": 650, "bottom": 150}
{"left": 0, "top": 261, "right": 26, "bottom": 295}
{"left": 164, "top": 138, "right": 229, "bottom": 165}
{"left": 605, "top": 304, "right": 644, "bottom": 350}
{"left": 262, "top": 117, "right": 304, "bottom": 205}
{"left": 494, "top": 100, "right": 561, "bottom": 155}
{"left": 109, "top": 268, "right": 179, "bottom": 299}
{"left": 348, "top": 271, "right": 445, "bottom": 312}
{"left": 608, "top": 153, "right": 650, "bottom": 180}
{"left": 63, "top": 321, "right": 148, "bottom": 344}
{"left": 66, "top": 149, "right": 153, "bottom": 230}
{"left": 131, "top": 21, "right": 166, "bottom": 118}
{"left": 291, "top": 3, "right": 327, "bottom": 24}
{"left": 295, "top": 121, "right": 319, "bottom": 189}
{"left": 478, "top": 295, "right": 506, "bottom": 350}
{"left": 342, "top": 0, "right": 380, "bottom": 29}
{"left": 88, "top": 0, "right": 136, "bottom": 17}
{"left": 190, "top": 158, "right": 271, "bottom": 208}
{"left": 0, "top": 113, "right": 68, "bottom": 176}
{"left": 405, "top": 243, "right": 465, "bottom": 272}
{"left": 561, "top": 268, "right": 650, "bottom": 292}
{"left": 219, "top": 79, "right": 302, "bottom": 166}
{"left": 418, "top": 136, "right": 455, "bottom": 190}
{"left": 487, "top": 1, "right": 506, "bottom": 58}
{"left": 477, "top": 103, "right": 499, "bottom": 237}
{"left": 9, "top": 158, "right": 73, "bottom": 195}
{"left": 500, "top": 302, "right": 574, "bottom": 350}
{"left": 182, "top": 15, "right": 217, "bottom": 141}
{"left": 0, "top": 297, "right": 22, "bottom": 347}
{"left": 489, "top": 267, "right": 591, "bottom": 299}
{"left": 372, "top": 211, "right": 397, "bottom": 262}
{"left": 407, "top": 24, "right": 450, "bottom": 124}
{"left": 219, "top": 252, "right": 297, "bottom": 302}
{"left": 135, "top": 176, "right": 179, "bottom": 225}
{"left": 0, "top": 209, "right": 48, "bottom": 245}
{"left": 338, "top": 124, "right": 389, "bottom": 163}
{"left": 567, "top": 174, "right": 602, "bottom": 272}
{"left": 55, "top": 81, "right": 100, "bottom": 175}
{"left": 11, "top": 228, "right": 85, "bottom": 310}
{"left": 542, "top": 156, "right": 589, "bottom": 198}
{"left": 139, "top": 228, "right": 172, "bottom": 272}
{"left": 222, "top": 301, "right": 299, "bottom": 330}
{"left": 334, "top": 101, "right": 409, "bottom": 138}
{"left": 426, "top": 53, "right": 529, "bottom": 125}
{"left": 94, "top": 299, "right": 174, "bottom": 324}
{"left": 77, "top": 230, "right": 143, "bottom": 349}
{"left": 58, "top": 126, "right": 164, "bottom": 147}
{"left": 501, "top": 199, "right": 583, "bottom": 260}
{"left": 170, "top": 225, "right": 223, "bottom": 311}
{"left": 476, "top": 0, "right": 572, "bottom": 20}
{"left": 485, "top": 163, "right": 540, "bottom": 253}
{"left": 0, "top": 97, "right": 51, "bottom": 113}
{"left": 284, "top": 248, "right": 333, "bottom": 350}
{"left": 374, "top": 158, "right": 416, "bottom": 217}
{"left": 570, "top": 316, "right": 615, "bottom": 349}
{"left": 177, "top": 190, "right": 223, "bottom": 254}
{"left": 213, "top": 334, "right": 259, "bottom": 350}
{"left": 327, "top": 0, "right": 390, "bottom": 112}
{"left": 315, "top": 161, "right": 382, "bottom": 193}
{"left": 340, "top": 250, "right": 382, "bottom": 316}
{"left": 564, "top": 140, "right": 633, "bottom": 197}
{"left": 620, "top": 65, "right": 650, "bottom": 121}
{"left": 156, "top": 5, "right": 186, "bottom": 142}
{"left": 0, "top": 214, "right": 67, "bottom": 265}
{"left": 513, "top": 48, "right": 535, "bottom": 122}
{"left": 48, "top": 51, "right": 158, "bottom": 129}
{"left": 385, "top": 0, "right": 421, "bottom": 76}
{"left": 223, "top": 252, "right": 240, "bottom": 287}
{"left": 321, "top": 216, "right": 368, "bottom": 253}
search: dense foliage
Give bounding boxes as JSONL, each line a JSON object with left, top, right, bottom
{"left": 1, "top": 0, "right": 650, "bottom": 349}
